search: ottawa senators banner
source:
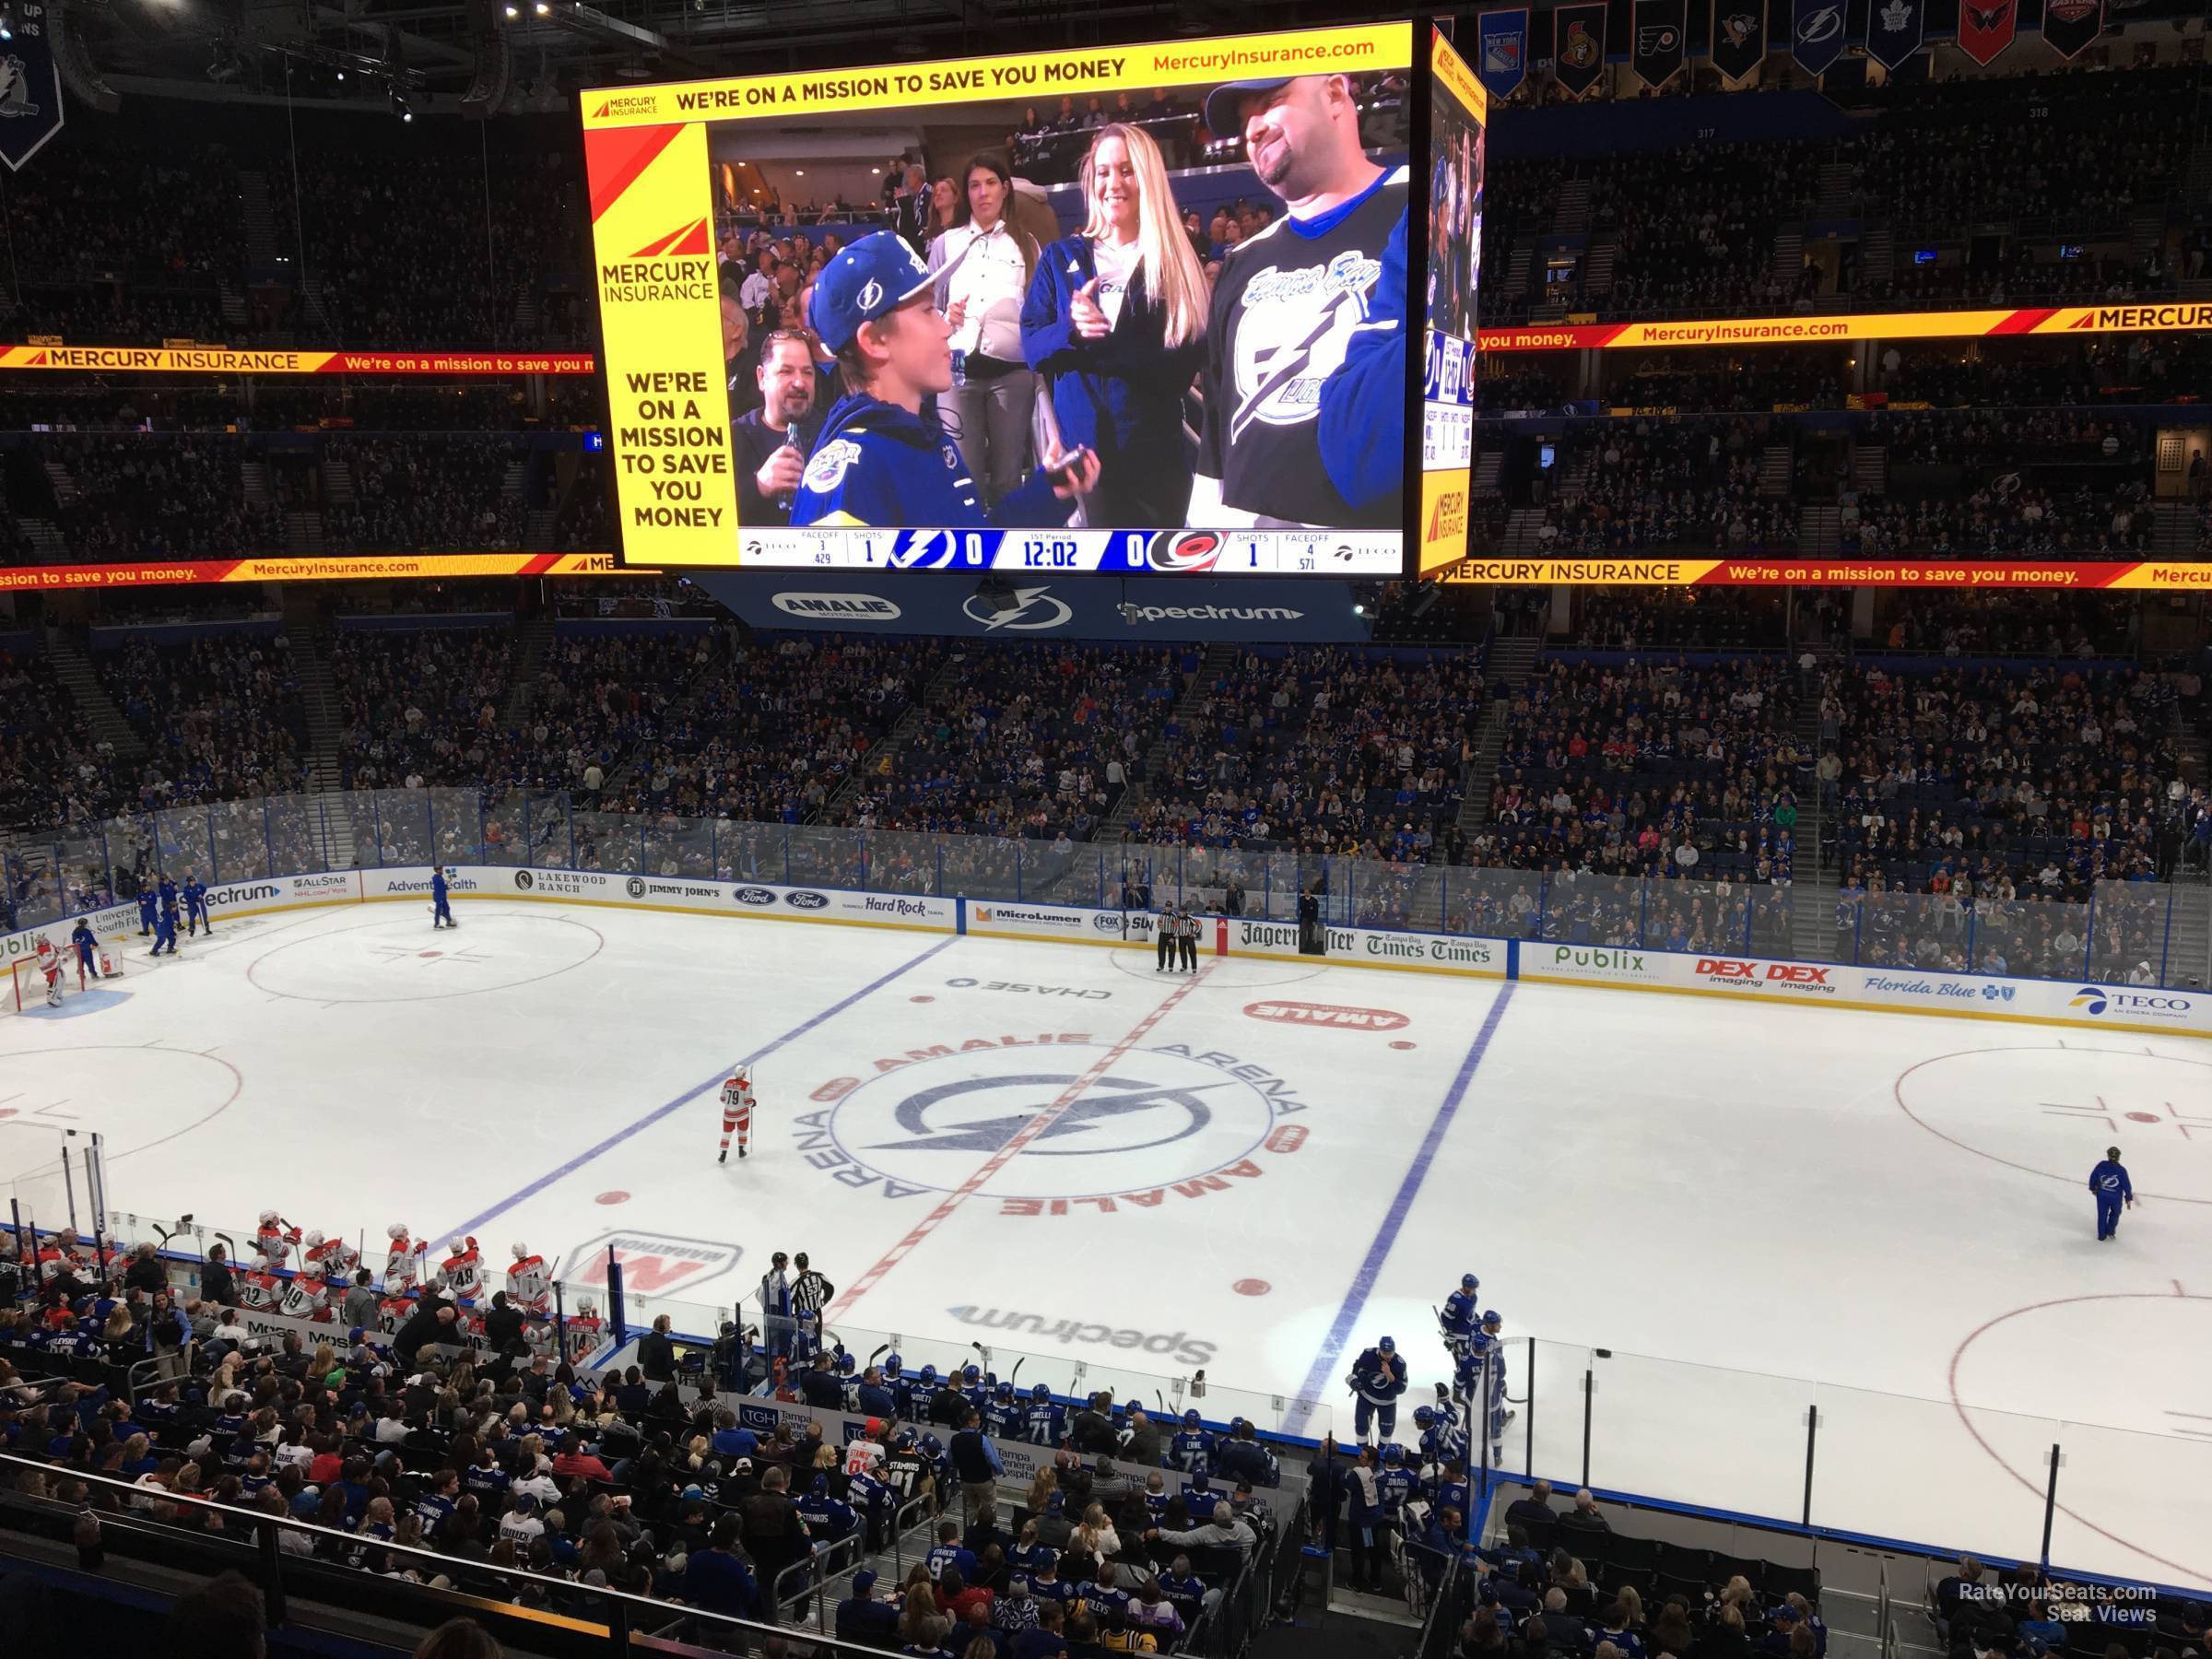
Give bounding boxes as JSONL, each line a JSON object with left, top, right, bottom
{"left": 1552, "top": 2, "right": 1608, "bottom": 97}
{"left": 1711, "top": 1, "right": 1769, "bottom": 85}
{"left": 2039, "top": 0, "right": 2102, "bottom": 61}
{"left": 1955, "top": 0, "right": 2018, "bottom": 65}
{"left": 1790, "top": 0, "right": 1847, "bottom": 75}
{"left": 1864, "top": 0, "right": 1924, "bottom": 70}
{"left": 1630, "top": 0, "right": 1688, "bottom": 88}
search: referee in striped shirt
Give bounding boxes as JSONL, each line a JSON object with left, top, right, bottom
{"left": 791, "top": 1252, "right": 835, "bottom": 1360}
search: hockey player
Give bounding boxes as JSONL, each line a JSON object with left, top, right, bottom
{"left": 318, "top": 1231, "right": 360, "bottom": 1284}
{"left": 1346, "top": 1335, "right": 1408, "bottom": 1444}
{"left": 1375, "top": 1441, "right": 1419, "bottom": 1529}
{"left": 383, "top": 1225, "right": 429, "bottom": 1296}
{"left": 1412, "top": 1403, "right": 1467, "bottom": 1471}
{"left": 505, "top": 1241, "right": 551, "bottom": 1316}
{"left": 2088, "top": 1146, "right": 2135, "bottom": 1241}
{"left": 1460, "top": 1311, "right": 1512, "bottom": 1464}
{"left": 32, "top": 937, "right": 63, "bottom": 1006}
{"left": 566, "top": 1296, "right": 609, "bottom": 1366}
{"left": 135, "top": 885, "right": 158, "bottom": 937}
{"left": 278, "top": 1261, "right": 333, "bottom": 1322}
{"left": 70, "top": 919, "right": 100, "bottom": 985}
{"left": 1023, "top": 1382, "right": 1066, "bottom": 1447}
{"left": 236, "top": 1253, "right": 284, "bottom": 1312}
{"left": 430, "top": 866, "right": 455, "bottom": 930}
{"left": 150, "top": 888, "right": 179, "bottom": 958}
{"left": 1169, "top": 1408, "right": 1214, "bottom": 1474}
{"left": 255, "top": 1212, "right": 300, "bottom": 1270}
{"left": 717, "top": 1066, "right": 754, "bottom": 1162}
{"left": 182, "top": 873, "right": 210, "bottom": 935}
{"left": 440, "top": 1236, "right": 485, "bottom": 1302}
{"left": 984, "top": 1380, "right": 1026, "bottom": 1439}
{"left": 1439, "top": 1273, "right": 1479, "bottom": 1359}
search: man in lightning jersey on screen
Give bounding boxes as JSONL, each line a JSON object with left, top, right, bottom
{"left": 1191, "top": 72, "right": 1408, "bottom": 530}
{"left": 718, "top": 1065, "right": 754, "bottom": 1162}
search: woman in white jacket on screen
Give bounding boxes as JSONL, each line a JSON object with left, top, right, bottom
{"left": 928, "top": 152, "right": 1042, "bottom": 508}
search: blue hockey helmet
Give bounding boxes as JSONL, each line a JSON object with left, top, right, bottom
{"left": 994, "top": 1381, "right": 1013, "bottom": 1401}
{"left": 1033, "top": 1382, "right": 1053, "bottom": 1402}
{"left": 1230, "top": 1416, "right": 1249, "bottom": 1433}
{"left": 833, "top": 1348, "right": 856, "bottom": 1375}
{"left": 1413, "top": 1406, "right": 1436, "bottom": 1430}
{"left": 1377, "top": 1335, "right": 1395, "bottom": 1353}
{"left": 919, "top": 1363, "right": 938, "bottom": 1383}
{"left": 1461, "top": 1273, "right": 1479, "bottom": 1291}
{"left": 883, "top": 1352, "right": 903, "bottom": 1375}
{"left": 962, "top": 1364, "right": 982, "bottom": 1383}
{"left": 1382, "top": 1442, "right": 1404, "bottom": 1465}
{"left": 1182, "top": 1408, "right": 1202, "bottom": 1426}
{"left": 1480, "top": 1310, "right": 1501, "bottom": 1328}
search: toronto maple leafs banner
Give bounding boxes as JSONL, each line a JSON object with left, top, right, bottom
{"left": 1864, "top": 0, "right": 1924, "bottom": 69}
{"left": 0, "top": 4, "right": 65, "bottom": 173}
{"left": 1955, "top": 0, "right": 2018, "bottom": 64}
{"left": 1477, "top": 7, "right": 1531, "bottom": 100}
{"left": 1552, "top": 1, "right": 1608, "bottom": 98}
{"left": 1630, "top": 0, "right": 1688, "bottom": 88}
{"left": 1710, "top": 0, "right": 1769, "bottom": 85}
{"left": 1790, "top": 0, "right": 1847, "bottom": 76}
{"left": 2038, "top": 0, "right": 2102, "bottom": 61}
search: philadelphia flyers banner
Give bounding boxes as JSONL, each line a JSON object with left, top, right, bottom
{"left": 1552, "top": 2, "right": 1608, "bottom": 98}
{"left": 2038, "top": 0, "right": 2101, "bottom": 61}
{"left": 1630, "top": 0, "right": 1688, "bottom": 88}
{"left": 1955, "top": 0, "right": 2018, "bottom": 65}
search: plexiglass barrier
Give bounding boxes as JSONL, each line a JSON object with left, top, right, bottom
{"left": 6, "top": 785, "right": 2206, "bottom": 991}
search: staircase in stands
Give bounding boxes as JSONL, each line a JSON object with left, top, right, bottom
{"left": 39, "top": 625, "right": 146, "bottom": 766}
{"left": 1100, "top": 640, "right": 1234, "bottom": 844}
{"left": 281, "top": 590, "right": 357, "bottom": 870}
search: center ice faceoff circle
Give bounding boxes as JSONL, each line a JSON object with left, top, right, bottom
{"left": 818, "top": 1039, "right": 1300, "bottom": 1201}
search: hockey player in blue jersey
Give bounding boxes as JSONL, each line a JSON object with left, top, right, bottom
{"left": 135, "top": 886, "right": 158, "bottom": 936}
{"left": 984, "top": 1381, "right": 1026, "bottom": 1439}
{"left": 794, "top": 232, "right": 1100, "bottom": 532}
{"left": 1022, "top": 1382, "right": 1065, "bottom": 1447}
{"left": 1374, "top": 1441, "right": 1419, "bottom": 1527}
{"left": 430, "top": 866, "right": 455, "bottom": 929}
{"left": 182, "top": 874, "right": 210, "bottom": 935}
{"left": 1412, "top": 1404, "right": 1467, "bottom": 1471}
{"left": 1168, "top": 1408, "right": 1213, "bottom": 1474}
{"left": 1347, "top": 1335, "right": 1409, "bottom": 1444}
{"left": 1459, "top": 1311, "right": 1512, "bottom": 1463}
{"left": 150, "top": 889, "right": 180, "bottom": 957}
{"left": 2088, "top": 1147, "right": 2135, "bottom": 1241}
{"left": 1439, "top": 1273, "right": 1480, "bottom": 1359}
{"left": 70, "top": 919, "right": 100, "bottom": 984}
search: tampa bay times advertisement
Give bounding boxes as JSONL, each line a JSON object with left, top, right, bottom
{"left": 1420, "top": 28, "right": 1482, "bottom": 574}
{"left": 582, "top": 24, "right": 1415, "bottom": 574}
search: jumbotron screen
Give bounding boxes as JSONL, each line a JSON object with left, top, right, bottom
{"left": 580, "top": 22, "right": 1416, "bottom": 574}
{"left": 1419, "top": 26, "right": 1482, "bottom": 574}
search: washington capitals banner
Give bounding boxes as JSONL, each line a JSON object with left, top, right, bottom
{"left": 1955, "top": 0, "right": 2018, "bottom": 64}
{"left": 1790, "top": 0, "right": 1846, "bottom": 76}
{"left": 1477, "top": 7, "right": 1530, "bottom": 100}
{"left": 1552, "top": 2, "right": 1608, "bottom": 98}
{"left": 1711, "top": 1, "right": 1769, "bottom": 84}
{"left": 1864, "top": 0, "right": 1924, "bottom": 69}
{"left": 1630, "top": 0, "right": 1688, "bottom": 88}
{"left": 0, "top": 5, "right": 65, "bottom": 173}
{"left": 2039, "top": 0, "right": 2102, "bottom": 60}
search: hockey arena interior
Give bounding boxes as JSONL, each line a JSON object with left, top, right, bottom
{"left": 3, "top": 3, "right": 2212, "bottom": 1658}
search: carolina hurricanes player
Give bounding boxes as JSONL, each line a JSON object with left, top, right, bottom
{"left": 301, "top": 1230, "right": 352, "bottom": 1287}
{"left": 255, "top": 1211, "right": 300, "bottom": 1270}
{"left": 441, "top": 1236, "right": 485, "bottom": 1302}
{"left": 236, "top": 1253, "right": 284, "bottom": 1312}
{"left": 505, "top": 1241, "right": 550, "bottom": 1317}
{"left": 567, "top": 1296, "right": 608, "bottom": 1364}
{"left": 384, "top": 1224, "right": 429, "bottom": 1295}
{"left": 32, "top": 937, "right": 64, "bottom": 1006}
{"left": 717, "top": 1065, "right": 755, "bottom": 1162}
{"left": 278, "top": 1261, "right": 333, "bottom": 1322}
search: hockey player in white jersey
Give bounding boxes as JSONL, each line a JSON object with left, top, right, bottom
{"left": 505, "top": 1241, "right": 551, "bottom": 1317}
{"left": 384, "top": 1225, "right": 429, "bottom": 1296}
{"left": 255, "top": 1211, "right": 300, "bottom": 1270}
{"left": 717, "top": 1065, "right": 755, "bottom": 1162}
{"left": 440, "top": 1236, "right": 485, "bottom": 1301}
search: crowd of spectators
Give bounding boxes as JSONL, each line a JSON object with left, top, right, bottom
{"left": 1592, "top": 143, "right": 1819, "bottom": 320}
{"left": 324, "top": 438, "right": 529, "bottom": 553}
{"left": 95, "top": 635, "right": 310, "bottom": 810}
{"left": 1525, "top": 418, "right": 1801, "bottom": 553}
{"left": 332, "top": 628, "right": 518, "bottom": 793}
{"left": 34, "top": 437, "right": 287, "bottom": 564}
{"left": 0, "top": 647, "right": 118, "bottom": 834}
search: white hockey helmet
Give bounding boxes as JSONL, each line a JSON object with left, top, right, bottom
{"left": 259, "top": 1209, "right": 280, "bottom": 1226}
{"left": 387, "top": 1223, "right": 409, "bottom": 1241}
{"left": 511, "top": 1241, "right": 528, "bottom": 1262}
{"left": 448, "top": 1238, "right": 466, "bottom": 1255}
{"left": 577, "top": 1297, "right": 597, "bottom": 1315}
{"left": 305, "top": 1230, "right": 325, "bottom": 1249}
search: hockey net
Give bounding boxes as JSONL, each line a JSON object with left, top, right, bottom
{"left": 3, "top": 948, "right": 122, "bottom": 1014}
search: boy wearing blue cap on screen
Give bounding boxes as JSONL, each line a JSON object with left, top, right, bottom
{"left": 794, "top": 230, "right": 1100, "bottom": 529}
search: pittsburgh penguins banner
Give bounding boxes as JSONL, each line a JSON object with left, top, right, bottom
{"left": 1630, "top": 0, "right": 1688, "bottom": 88}
{"left": 1477, "top": 7, "right": 1531, "bottom": 100}
{"left": 1790, "top": 0, "right": 1846, "bottom": 76}
{"left": 1711, "top": 0, "right": 1769, "bottom": 85}
{"left": 1955, "top": 0, "right": 2018, "bottom": 64}
{"left": 1552, "top": 1, "right": 1608, "bottom": 98}
{"left": 0, "top": 6, "right": 65, "bottom": 173}
{"left": 2039, "top": 0, "right": 2102, "bottom": 61}
{"left": 1864, "top": 0, "right": 1924, "bottom": 69}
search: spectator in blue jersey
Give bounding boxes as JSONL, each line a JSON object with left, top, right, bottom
{"left": 1019, "top": 124, "right": 1206, "bottom": 527}
{"left": 2088, "top": 1146, "right": 2135, "bottom": 1241}
{"left": 793, "top": 232, "right": 1099, "bottom": 531}
{"left": 837, "top": 1567, "right": 900, "bottom": 1643}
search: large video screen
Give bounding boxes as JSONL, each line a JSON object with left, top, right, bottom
{"left": 580, "top": 22, "right": 1414, "bottom": 574}
{"left": 1419, "top": 26, "right": 1482, "bottom": 574}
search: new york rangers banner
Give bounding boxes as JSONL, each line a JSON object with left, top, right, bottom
{"left": 1630, "top": 0, "right": 1688, "bottom": 88}
{"left": 1955, "top": 0, "right": 2017, "bottom": 65}
{"left": 1864, "top": 0, "right": 1924, "bottom": 69}
{"left": 0, "top": 5, "right": 65, "bottom": 173}
{"left": 1477, "top": 7, "right": 1531, "bottom": 100}
{"left": 1711, "top": 1, "right": 1769, "bottom": 85}
{"left": 2039, "top": 0, "right": 2102, "bottom": 61}
{"left": 1790, "top": 0, "right": 1847, "bottom": 76}
{"left": 1552, "top": 2, "right": 1608, "bottom": 98}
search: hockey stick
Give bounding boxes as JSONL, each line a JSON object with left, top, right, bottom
{"left": 1009, "top": 1357, "right": 1024, "bottom": 1385}
{"left": 867, "top": 1343, "right": 889, "bottom": 1367}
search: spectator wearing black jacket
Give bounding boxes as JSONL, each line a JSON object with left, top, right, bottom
{"left": 198, "top": 1243, "right": 236, "bottom": 1310}
{"left": 797, "top": 1354, "right": 845, "bottom": 1409}
{"left": 480, "top": 1292, "right": 527, "bottom": 1358}
{"left": 638, "top": 1314, "right": 676, "bottom": 1383}
{"left": 123, "top": 1241, "right": 168, "bottom": 1297}
{"left": 1070, "top": 1392, "right": 1117, "bottom": 1455}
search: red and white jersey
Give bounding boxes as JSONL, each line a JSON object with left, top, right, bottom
{"left": 844, "top": 1437, "right": 885, "bottom": 1478}
{"left": 522, "top": 1317, "right": 557, "bottom": 1359}
{"left": 304, "top": 1235, "right": 356, "bottom": 1283}
{"left": 564, "top": 1312, "right": 609, "bottom": 1365}
{"left": 237, "top": 1268, "right": 284, "bottom": 1312}
{"left": 505, "top": 1254, "right": 550, "bottom": 1315}
{"left": 441, "top": 1241, "right": 485, "bottom": 1302}
{"left": 33, "top": 1241, "right": 76, "bottom": 1282}
{"left": 278, "top": 1274, "right": 332, "bottom": 1321}
{"left": 384, "top": 1236, "right": 429, "bottom": 1295}
{"left": 34, "top": 939, "right": 60, "bottom": 984}
{"left": 377, "top": 1296, "right": 418, "bottom": 1334}
{"left": 255, "top": 1221, "right": 300, "bottom": 1270}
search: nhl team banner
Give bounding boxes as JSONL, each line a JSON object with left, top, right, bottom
{"left": 1630, "top": 0, "right": 1688, "bottom": 88}
{"left": 1478, "top": 299, "right": 2212, "bottom": 351}
{"left": 1864, "top": 0, "right": 1925, "bottom": 70}
{"left": 2038, "top": 0, "right": 2102, "bottom": 61}
{"left": 1551, "top": 2, "right": 1608, "bottom": 97}
{"left": 0, "top": 6, "right": 64, "bottom": 173}
{"left": 1955, "top": 0, "right": 2018, "bottom": 65}
{"left": 0, "top": 346, "right": 597, "bottom": 376}
{"left": 1790, "top": 0, "right": 1847, "bottom": 76}
{"left": 1477, "top": 7, "right": 1530, "bottom": 99}
{"left": 1711, "top": 1, "right": 1769, "bottom": 85}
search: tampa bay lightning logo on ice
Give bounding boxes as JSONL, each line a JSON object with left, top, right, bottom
{"left": 796, "top": 1040, "right": 1310, "bottom": 1206}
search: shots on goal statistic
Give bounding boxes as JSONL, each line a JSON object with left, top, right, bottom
{"left": 580, "top": 22, "right": 1417, "bottom": 576}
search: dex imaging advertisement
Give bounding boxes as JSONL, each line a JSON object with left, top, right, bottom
{"left": 1419, "top": 26, "right": 1482, "bottom": 574}
{"left": 580, "top": 22, "right": 1414, "bottom": 575}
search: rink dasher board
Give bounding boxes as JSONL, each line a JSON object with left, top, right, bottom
{"left": 5, "top": 865, "right": 2205, "bottom": 1041}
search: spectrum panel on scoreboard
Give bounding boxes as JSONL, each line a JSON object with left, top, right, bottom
{"left": 580, "top": 22, "right": 1416, "bottom": 574}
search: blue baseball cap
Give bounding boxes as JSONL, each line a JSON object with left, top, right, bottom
{"left": 808, "top": 231, "right": 934, "bottom": 353}
{"left": 1204, "top": 77, "right": 1295, "bottom": 138}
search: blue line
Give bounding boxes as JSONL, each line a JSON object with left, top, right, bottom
{"left": 441, "top": 934, "right": 959, "bottom": 1241}
{"left": 1287, "top": 982, "right": 1515, "bottom": 1437}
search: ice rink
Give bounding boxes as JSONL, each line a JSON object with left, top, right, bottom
{"left": 5, "top": 898, "right": 2207, "bottom": 1591}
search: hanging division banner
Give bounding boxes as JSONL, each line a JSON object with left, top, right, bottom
{"left": 1791, "top": 0, "right": 1848, "bottom": 75}
{"left": 1477, "top": 7, "right": 1531, "bottom": 100}
{"left": 2039, "top": 0, "right": 2102, "bottom": 61}
{"left": 1552, "top": 2, "right": 1609, "bottom": 97}
{"left": 1955, "top": 0, "right": 2018, "bottom": 65}
{"left": 1630, "top": 0, "right": 1690, "bottom": 88}
{"left": 1864, "top": 0, "right": 1926, "bottom": 70}
{"left": 1711, "top": 2, "right": 1770, "bottom": 85}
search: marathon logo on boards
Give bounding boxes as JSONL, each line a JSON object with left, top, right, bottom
{"left": 515, "top": 870, "right": 609, "bottom": 895}
{"left": 946, "top": 1304, "right": 1218, "bottom": 1368}
{"left": 1245, "top": 1000, "right": 1409, "bottom": 1032}
{"left": 562, "top": 1231, "right": 744, "bottom": 1296}
{"left": 1695, "top": 958, "right": 1835, "bottom": 994}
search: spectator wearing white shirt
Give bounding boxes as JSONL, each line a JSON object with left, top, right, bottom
{"left": 929, "top": 153, "right": 1041, "bottom": 508}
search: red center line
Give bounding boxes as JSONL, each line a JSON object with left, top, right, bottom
{"left": 831, "top": 960, "right": 1218, "bottom": 1323}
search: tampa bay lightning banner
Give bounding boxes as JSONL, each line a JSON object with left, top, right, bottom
{"left": 1551, "top": 1, "right": 1608, "bottom": 98}
{"left": 1864, "top": 0, "right": 1924, "bottom": 69}
{"left": 2039, "top": 0, "right": 2102, "bottom": 61}
{"left": 1477, "top": 7, "right": 1530, "bottom": 100}
{"left": 1955, "top": 0, "right": 2018, "bottom": 65}
{"left": 0, "top": 4, "right": 65, "bottom": 173}
{"left": 1790, "top": 0, "right": 1847, "bottom": 76}
{"left": 1711, "top": 1, "right": 1768, "bottom": 85}
{"left": 1630, "top": 0, "right": 1688, "bottom": 88}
